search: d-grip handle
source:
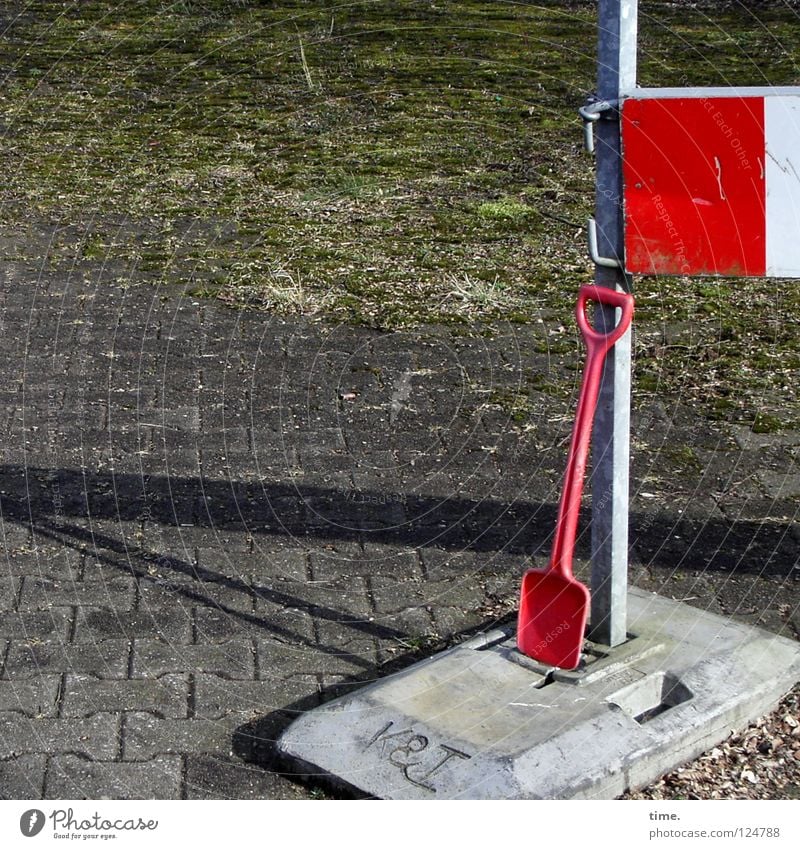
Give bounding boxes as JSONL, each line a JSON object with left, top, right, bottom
{"left": 576, "top": 284, "right": 634, "bottom": 351}
{"left": 547, "top": 284, "right": 634, "bottom": 579}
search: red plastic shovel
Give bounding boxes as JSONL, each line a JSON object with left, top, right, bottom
{"left": 517, "top": 284, "right": 634, "bottom": 669}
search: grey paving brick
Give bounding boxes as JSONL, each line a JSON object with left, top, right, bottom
{"left": 370, "top": 575, "right": 485, "bottom": 614}
{"left": 254, "top": 576, "right": 372, "bottom": 621}
{"left": 0, "top": 714, "right": 120, "bottom": 759}
{"left": 0, "top": 519, "right": 32, "bottom": 550}
{"left": 0, "top": 754, "right": 48, "bottom": 799}
{"left": 183, "top": 753, "right": 307, "bottom": 799}
{"left": 419, "top": 547, "right": 488, "bottom": 581}
{"left": 3, "top": 639, "right": 130, "bottom": 680}
{"left": 19, "top": 576, "right": 136, "bottom": 611}
{"left": 0, "top": 676, "right": 62, "bottom": 717}
{"left": 0, "top": 611, "right": 71, "bottom": 641}
{"left": 369, "top": 576, "right": 434, "bottom": 615}
{"left": 193, "top": 673, "right": 319, "bottom": 719}
{"left": 138, "top": 577, "right": 254, "bottom": 613}
{"left": 193, "top": 603, "right": 314, "bottom": 645}
{"left": 0, "top": 548, "right": 83, "bottom": 578}
{"left": 154, "top": 450, "right": 202, "bottom": 477}
{"left": 311, "top": 546, "right": 422, "bottom": 581}
{"left": 0, "top": 578, "right": 21, "bottom": 610}
{"left": 255, "top": 637, "right": 372, "bottom": 678}
{"left": 237, "top": 548, "right": 310, "bottom": 583}
{"left": 45, "top": 754, "right": 182, "bottom": 800}
{"left": 375, "top": 605, "right": 436, "bottom": 637}
{"left": 61, "top": 674, "right": 189, "bottom": 719}
{"left": 131, "top": 640, "right": 255, "bottom": 679}
{"left": 431, "top": 604, "right": 492, "bottom": 635}
{"left": 73, "top": 608, "right": 192, "bottom": 643}
{"left": 123, "top": 713, "right": 240, "bottom": 760}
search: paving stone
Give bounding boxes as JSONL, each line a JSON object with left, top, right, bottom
{"left": 255, "top": 637, "right": 373, "bottom": 679}
{"left": 758, "top": 469, "right": 800, "bottom": 499}
{"left": 239, "top": 548, "right": 310, "bottom": 583}
{"left": 0, "top": 611, "right": 71, "bottom": 641}
{"left": 61, "top": 674, "right": 189, "bottom": 719}
{"left": 0, "top": 577, "right": 21, "bottom": 610}
{"left": 0, "top": 714, "right": 120, "bottom": 759}
{"left": 419, "top": 547, "right": 494, "bottom": 581}
{"left": 193, "top": 543, "right": 257, "bottom": 574}
{"left": 19, "top": 576, "right": 137, "bottom": 611}
{"left": 255, "top": 576, "right": 372, "bottom": 621}
{"left": 0, "top": 754, "right": 48, "bottom": 799}
{"left": 138, "top": 575, "right": 255, "bottom": 613}
{"left": 311, "top": 546, "right": 422, "bottom": 581}
{"left": 45, "top": 754, "right": 182, "bottom": 799}
{"left": 183, "top": 754, "right": 307, "bottom": 800}
{"left": 194, "top": 602, "right": 314, "bottom": 645}
{"left": 4, "top": 639, "right": 130, "bottom": 680}
{"left": 430, "top": 604, "right": 492, "bottom": 635}
{"left": 129, "top": 526, "right": 215, "bottom": 555}
{"left": 123, "top": 713, "right": 241, "bottom": 760}
{"left": 131, "top": 640, "right": 255, "bottom": 679}
{"left": 0, "top": 548, "right": 82, "bottom": 578}
{"left": 193, "top": 673, "right": 319, "bottom": 719}
{"left": 369, "top": 575, "right": 484, "bottom": 616}
{"left": 0, "top": 675, "right": 62, "bottom": 717}
{"left": 732, "top": 424, "right": 800, "bottom": 452}
{"left": 308, "top": 633, "right": 381, "bottom": 677}
{"left": 73, "top": 608, "right": 192, "bottom": 643}
{"left": 375, "top": 604, "right": 437, "bottom": 637}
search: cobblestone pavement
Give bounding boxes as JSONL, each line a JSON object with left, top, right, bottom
{"left": 1, "top": 245, "right": 798, "bottom": 799}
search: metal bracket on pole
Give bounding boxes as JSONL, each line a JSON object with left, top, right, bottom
{"left": 579, "top": 99, "right": 618, "bottom": 154}
{"left": 587, "top": 218, "right": 621, "bottom": 268}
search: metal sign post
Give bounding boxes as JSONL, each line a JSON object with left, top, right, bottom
{"left": 587, "top": 0, "right": 638, "bottom": 647}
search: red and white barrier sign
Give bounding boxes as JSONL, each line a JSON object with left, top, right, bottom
{"left": 621, "top": 88, "right": 800, "bottom": 277}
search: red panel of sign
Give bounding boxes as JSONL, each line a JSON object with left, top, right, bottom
{"left": 622, "top": 97, "right": 766, "bottom": 276}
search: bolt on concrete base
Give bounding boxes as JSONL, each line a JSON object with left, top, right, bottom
{"left": 276, "top": 588, "right": 800, "bottom": 799}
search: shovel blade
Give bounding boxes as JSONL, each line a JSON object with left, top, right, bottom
{"left": 517, "top": 569, "right": 590, "bottom": 669}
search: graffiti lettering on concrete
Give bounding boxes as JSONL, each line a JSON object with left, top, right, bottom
{"left": 365, "top": 721, "right": 471, "bottom": 792}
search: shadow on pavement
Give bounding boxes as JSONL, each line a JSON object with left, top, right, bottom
{"left": 0, "top": 464, "right": 795, "bottom": 578}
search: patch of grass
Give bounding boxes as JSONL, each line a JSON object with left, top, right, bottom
{"left": 438, "top": 273, "right": 520, "bottom": 317}
{"left": 477, "top": 198, "right": 536, "bottom": 226}
{"left": 663, "top": 444, "right": 702, "bottom": 471}
{"left": 217, "top": 258, "right": 335, "bottom": 315}
{"left": 752, "top": 412, "right": 783, "bottom": 435}
{"left": 485, "top": 387, "right": 533, "bottom": 423}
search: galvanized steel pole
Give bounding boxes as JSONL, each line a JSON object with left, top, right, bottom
{"left": 588, "top": 0, "right": 637, "bottom": 647}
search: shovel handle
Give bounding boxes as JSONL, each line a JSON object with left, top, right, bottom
{"left": 576, "top": 284, "right": 634, "bottom": 353}
{"left": 548, "top": 284, "right": 634, "bottom": 579}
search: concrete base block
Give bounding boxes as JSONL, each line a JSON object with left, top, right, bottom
{"left": 276, "top": 589, "right": 800, "bottom": 799}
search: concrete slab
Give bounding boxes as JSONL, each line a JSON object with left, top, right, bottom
{"left": 276, "top": 588, "right": 800, "bottom": 799}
